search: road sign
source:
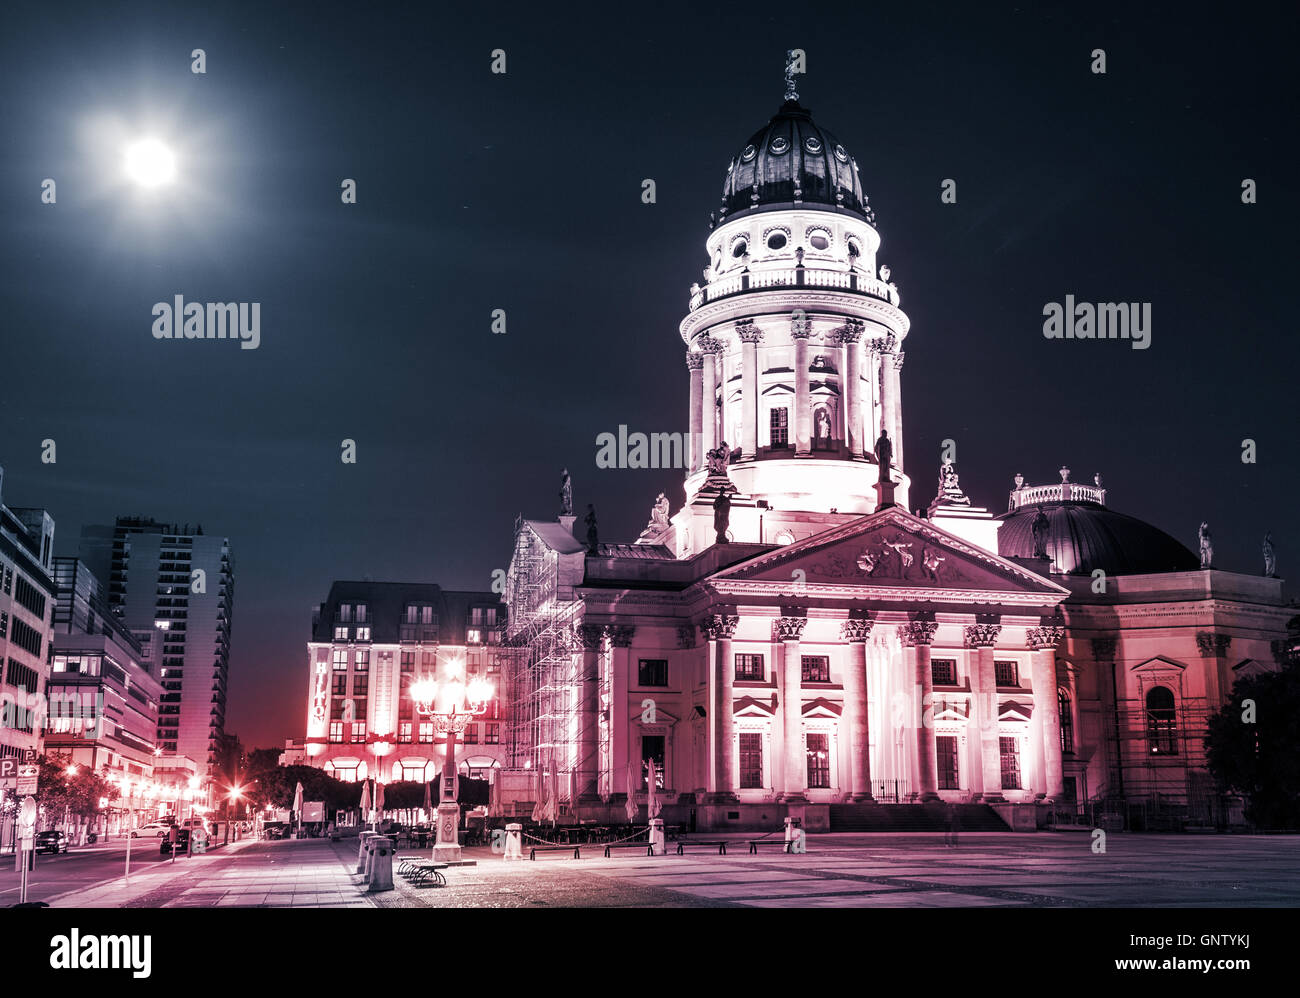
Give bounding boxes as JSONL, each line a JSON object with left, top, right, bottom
{"left": 22, "top": 748, "right": 37, "bottom": 762}
{"left": 0, "top": 758, "right": 17, "bottom": 783}
{"left": 18, "top": 796, "right": 37, "bottom": 829}
{"left": 16, "top": 765, "right": 38, "bottom": 795}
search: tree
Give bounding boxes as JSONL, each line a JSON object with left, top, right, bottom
{"left": 1205, "top": 657, "right": 1300, "bottom": 829}
{"left": 0, "top": 754, "right": 120, "bottom": 834}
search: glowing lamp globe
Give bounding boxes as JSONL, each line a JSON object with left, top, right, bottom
{"left": 124, "top": 138, "right": 177, "bottom": 188}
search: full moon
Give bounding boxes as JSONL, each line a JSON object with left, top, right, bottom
{"left": 124, "top": 138, "right": 177, "bottom": 187}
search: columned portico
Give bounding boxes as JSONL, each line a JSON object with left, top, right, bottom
{"left": 841, "top": 617, "right": 874, "bottom": 801}
{"left": 576, "top": 623, "right": 605, "bottom": 800}
{"left": 792, "top": 313, "right": 812, "bottom": 455}
{"left": 775, "top": 614, "right": 808, "bottom": 801}
{"left": 708, "top": 613, "right": 739, "bottom": 801}
{"left": 1028, "top": 625, "right": 1066, "bottom": 800}
{"left": 888, "top": 352, "right": 904, "bottom": 469}
{"left": 607, "top": 625, "right": 635, "bottom": 799}
{"left": 687, "top": 352, "right": 704, "bottom": 471}
{"left": 737, "top": 321, "right": 762, "bottom": 459}
{"left": 840, "top": 321, "right": 863, "bottom": 456}
{"left": 902, "top": 617, "right": 939, "bottom": 800}
{"left": 701, "top": 337, "right": 720, "bottom": 462}
{"left": 966, "top": 620, "right": 1003, "bottom": 802}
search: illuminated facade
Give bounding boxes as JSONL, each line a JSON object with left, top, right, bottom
{"left": 503, "top": 80, "right": 1293, "bottom": 832}
{"left": 303, "top": 582, "right": 510, "bottom": 785}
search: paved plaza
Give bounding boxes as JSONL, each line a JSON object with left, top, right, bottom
{"left": 37, "top": 831, "right": 1300, "bottom": 909}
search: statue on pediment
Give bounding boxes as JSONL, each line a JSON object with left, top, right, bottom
{"left": 706, "top": 440, "right": 731, "bottom": 479}
{"left": 921, "top": 546, "right": 945, "bottom": 582}
{"left": 559, "top": 468, "right": 573, "bottom": 516}
{"left": 935, "top": 458, "right": 971, "bottom": 508}
{"left": 713, "top": 490, "right": 731, "bottom": 545}
{"left": 1032, "top": 506, "right": 1050, "bottom": 559}
{"left": 1263, "top": 532, "right": 1276, "bottom": 578}
{"left": 875, "top": 428, "right": 894, "bottom": 483}
{"left": 1199, "top": 522, "right": 1213, "bottom": 569}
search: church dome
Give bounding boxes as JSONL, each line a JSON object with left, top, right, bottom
{"left": 720, "top": 100, "right": 870, "bottom": 221}
{"left": 998, "top": 499, "right": 1199, "bottom": 577}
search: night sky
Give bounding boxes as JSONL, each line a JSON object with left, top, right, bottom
{"left": 1, "top": 2, "right": 1295, "bottom": 751}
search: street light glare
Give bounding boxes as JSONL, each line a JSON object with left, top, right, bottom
{"left": 123, "top": 137, "right": 177, "bottom": 187}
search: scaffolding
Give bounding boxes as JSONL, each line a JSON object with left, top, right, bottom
{"left": 504, "top": 517, "right": 607, "bottom": 809}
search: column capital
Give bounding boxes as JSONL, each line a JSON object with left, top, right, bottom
{"left": 736, "top": 320, "right": 763, "bottom": 344}
{"left": 704, "top": 614, "right": 740, "bottom": 640}
{"left": 870, "top": 332, "right": 898, "bottom": 354}
{"left": 700, "top": 333, "right": 726, "bottom": 354}
{"left": 1091, "top": 636, "right": 1118, "bottom": 662}
{"left": 773, "top": 616, "right": 808, "bottom": 642}
{"left": 964, "top": 623, "right": 1002, "bottom": 649}
{"left": 677, "top": 624, "right": 697, "bottom": 649}
{"left": 892, "top": 351, "right": 905, "bottom": 371}
{"left": 900, "top": 620, "right": 939, "bottom": 647}
{"left": 838, "top": 320, "right": 863, "bottom": 344}
{"left": 1196, "top": 631, "right": 1232, "bottom": 657}
{"left": 1026, "top": 625, "right": 1066, "bottom": 651}
{"left": 575, "top": 623, "right": 606, "bottom": 651}
{"left": 606, "top": 625, "right": 636, "bottom": 648}
{"left": 790, "top": 313, "right": 812, "bottom": 339}
{"left": 685, "top": 351, "right": 705, "bottom": 371}
{"left": 840, "top": 618, "right": 874, "bottom": 643}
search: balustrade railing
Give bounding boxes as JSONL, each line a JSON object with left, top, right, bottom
{"left": 689, "top": 266, "right": 900, "bottom": 311}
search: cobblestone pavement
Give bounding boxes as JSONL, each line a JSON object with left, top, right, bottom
{"left": 45, "top": 832, "right": 1300, "bottom": 908}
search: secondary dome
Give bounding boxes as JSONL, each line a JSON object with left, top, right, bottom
{"left": 720, "top": 100, "right": 870, "bottom": 221}
{"left": 998, "top": 500, "right": 1199, "bottom": 576}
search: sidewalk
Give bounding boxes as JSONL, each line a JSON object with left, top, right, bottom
{"left": 46, "top": 838, "right": 265, "bottom": 908}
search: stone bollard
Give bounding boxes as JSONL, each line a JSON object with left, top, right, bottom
{"left": 363, "top": 835, "right": 384, "bottom": 880}
{"left": 784, "top": 815, "right": 805, "bottom": 853}
{"left": 367, "top": 836, "right": 394, "bottom": 891}
{"left": 357, "top": 831, "right": 377, "bottom": 874}
{"left": 503, "top": 822, "right": 523, "bottom": 862}
{"left": 649, "top": 817, "right": 665, "bottom": 856}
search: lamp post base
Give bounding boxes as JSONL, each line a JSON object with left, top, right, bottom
{"left": 431, "top": 801, "right": 462, "bottom": 863}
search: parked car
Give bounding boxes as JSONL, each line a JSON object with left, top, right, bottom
{"left": 262, "top": 821, "right": 289, "bottom": 839}
{"left": 132, "top": 821, "right": 172, "bottom": 838}
{"left": 35, "top": 830, "right": 69, "bottom": 855}
{"left": 181, "top": 818, "right": 209, "bottom": 835}
{"left": 160, "top": 828, "right": 191, "bottom": 855}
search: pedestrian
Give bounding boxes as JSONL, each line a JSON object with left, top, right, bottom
{"left": 947, "top": 803, "right": 961, "bottom": 849}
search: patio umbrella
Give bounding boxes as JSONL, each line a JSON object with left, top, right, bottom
{"left": 647, "top": 758, "right": 662, "bottom": 820}
{"left": 422, "top": 778, "right": 433, "bottom": 821}
{"left": 293, "top": 781, "right": 304, "bottom": 835}
{"left": 548, "top": 754, "right": 560, "bottom": 826}
{"left": 624, "top": 757, "right": 638, "bottom": 824}
{"left": 375, "top": 781, "right": 386, "bottom": 826}
{"left": 531, "top": 763, "right": 547, "bottom": 824}
{"left": 358, "top": 779, "right": 371, "bottom": 826}
{"left": 488, "top": 775, "right": 503, "bottom": 818}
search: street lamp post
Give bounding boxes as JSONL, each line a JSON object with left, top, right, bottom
{"left": 410, "top": 661, "right": 492, "bottom": 864}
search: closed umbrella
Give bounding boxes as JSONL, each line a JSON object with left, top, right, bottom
{"left": 647, "top": 758, "right": 662, "bottom": 820}
{"left": 358, "top": 779, "right": 371, "bottom": 827}
{"left": 548, "top": 754, "right": 560, "bottom": 827}
{"left": 531, "top": 763, "right": 547, "bottom": 824}
{"left": 624, "top": 757, "right": 638, "bottom": 824}
{"left": 488, "top": 775, "right": 503, "bottom": 819}
{"left": 375, "top": 781, "right": 385, "bottom": 829}
{"left": 422, "top": 778, "right": 433, "bottom": 821}
{"left": 293, "top": 782, "right": 304, "bottom": 836}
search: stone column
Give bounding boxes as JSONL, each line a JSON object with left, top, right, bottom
{"left": 775, "top": 615, "right": 808, "bottom": 801}
{"left": 840, "top": 320, "right": 864, "bottom": 456}
{"left": 700, "top": 337, "right": 719, "bottom": 462}
{"left": 966, "top": 620, "right": 1003, "bottom": 802}
{"left": 873, "top": 334, "right": 896, "bottom": 464}
{"left": 902, "top": 619, "right": 940, "bottom": 800}
{"left": 737, "top": 320, "right": 763, "bottom": 459}
{"left": 607, "top": 625, "right": 635, "bottom": 800}
{"left": 687, "top": 352, "right": 704, "bottom": 472}
{"left": 792, "top": 313, "right": 812, "bottom": 455}
{"left": 890, "top": 351, "right": 905, "bottom": 470}
{"left": 708, "top": 613, "right": 739, "bottom": 801}
{"left": 841, "top": 618, "right": 874, "bottom": 801}
{"left": 575, "top": 624, "right": 606, "bottom": 801}
{"left": 1029, "top": 626, "right": 1067, "bottom": 800}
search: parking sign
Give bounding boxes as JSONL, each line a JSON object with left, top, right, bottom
{"left": 16, "top": 765, "right": 38, "bottom": 795}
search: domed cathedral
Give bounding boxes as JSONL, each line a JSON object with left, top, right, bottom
{"left": 501, "top": 62, "right": 1293, "bottom": 834}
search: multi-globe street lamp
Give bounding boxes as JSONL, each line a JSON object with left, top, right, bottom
{"left": 409, "top": 660, "right": 492, "bottom": 863}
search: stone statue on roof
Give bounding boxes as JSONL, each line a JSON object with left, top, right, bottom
{"left": 1263, "top": 532, "right": 1276, "bottom": 578}
{"left": 706, "top": 441, "right": 731, "bottom": 479}
{"left": 1198, "top": 522, "right": 1213, "bottom": 569}
{"left": 874, "top": 428, "right": 893, "bottom": 483}
{"left": 584, "top": 504, "right": 598, "bottom": 554}
{"left": 935, "top": 458, "right": 971, "bottom": 507}
{"left": 559, "top": 468, "right": 573, "bottom": 516}
{"left": 1031, "top": 506, "right": 1050, "bottom": 559}
{"left": 713, "top": 490, "right": 731, "bottom": 545}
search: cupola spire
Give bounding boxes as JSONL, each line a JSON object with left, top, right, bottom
{"left": 784, "top": 50, "right": 799, "bottom": 102}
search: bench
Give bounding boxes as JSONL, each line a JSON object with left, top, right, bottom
{"left": 675, "top": 840, "right": 728, "bottom": 855}
{"left": 529, "top": 845, "right": 581, "bottom": 860}
{"left": 603, "top": 842, "right": 653, "bottom": 858}
{"left": 747, "top": 839, "right": 795, "bottom": 854}
{"left": 398, "top": 860, "right": 449, "bottom": 888}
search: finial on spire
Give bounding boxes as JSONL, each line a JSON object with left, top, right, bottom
{"left": 784, "top": 50, "right": 799, "bottom": 102}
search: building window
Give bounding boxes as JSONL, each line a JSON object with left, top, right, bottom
{"left": 398, "top": 721, "right": 412, "bottom": 743}
{"left": 332, "top": 674, "right": 347, "bottom": 696}
{"left": 464, "top": 724, "right": 479, "bottom": 745}
{"left": 485, "top": 723, "right": 500, "bottom": 744}
{"left": 937, "top": 735, "right": 959, "bottom": 790}
{"left": 999, "top": 736, "right": 1021, "bottom": 790}
{"left": 931, "top": 659, "right": 957, "bottom": 686}
{"left": 1146, "top": 686, "right": 1177, "bottom": 755}
{"left": 355, "top": 603, "right": 368, "bottom": 623}
{"left": 0, "top": 611, "right": 6, "bottom": 638}
{"left": 638, "top": 659, "right": 668, "bottom": 687}
{"left": 400, "top": 651, "right": 416, "bottom": 672}
{"left": 355, "top": 626, "right": 371, "bottom": 642}
{"left": 418, "top": 722, "right": 434, "bottom": 744}
{"left": 1058, "top": 690, "right": 1074, "bottom": 754}
{"left": 352, "top": 674, "right": 368, "bottom": 696}
{"left": 332, "top": 649, "right": 348, "bottom": 671}
{"left": 421, "top": 605, "right": 435, "bottom": 625}
{"left": 334, "top": 626, "right": 349, "bottom": 641}
{"left": 351, "top": 721, "right": 366, "bottom": 742}
{"left": 770, "top": 406, "right": 789, "bottom": 447}
{"left": 467, "top": 629, "right": 482, "bottom": 644}
{"left": 472, "top": 607, "right": 483, "bottom": 626}
{"left": 354, "top": 650, "right": 369, "bottom": 671}
{"left": 329, "top": 721, "right": 344, "bottom": 743}
{"left": 641, "top": 736, "right": 665, "bottom": 790}
{"left": 735, "top": 653, "right": 765, "bottom": 681}
{"left": 485, "top": 608, "right": 497, "bottom": 626}
{"left": 806, "top": 733, "right": 830, "bottom": 789}
{"left": 994, "top": 660, "right": 1019, "bottom": 687}
{"left": 801, "top": 655, "right": 830, "bottom": 683}
{"left": 739, "top": 732, "right": 763, "bottom": 789}
{"left": 339, "top": 603, "right": 353, "bottom": 623}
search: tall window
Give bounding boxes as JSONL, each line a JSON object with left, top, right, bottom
{"left": 355, "top": 626, "right": 371, "bottom": 642}
{"left": 351, "top": 721, "right": 366, "bottom": 742}
{"left": 354, "top": 650, "right": 369, "bottom": 672}
{"left": 1146, "top": 686, "right": 1177, "bottom": 755}
{"left": 801, "top": 656, "right": 830, "bottom": 683}
{"left": 485, "top": 723, "right": 500, "bottom": 745}
{"left": 338, "top": 603, "right": 353, "bottom": 623}
{"left": 418, "top": 722, "right": 434, "bottom": 744}
{"left": 638, "top": 659, "right": 668, "bottom": 687}
{"left": 405, "top": 604, "right": 419, "bottom": 624}
{"left": 332, "top": 649, "right": 348, "bottom": 671}
{"left": 936, "top": 735, "right": 959, "bottom": 790}
{"left": 329, "top": 721, "right": 343, "bottom": 743}
{"left": 931, "top": 659, "right": 957, "bottom": 686}
{"left": 398, "top": 721, "right": 412, "bottom": 743}
{"left": 334, "top": 626, "right": 349, "bottom": 641}
{"left": 641, "top": 736, "right": 665, "bottom": 790}
{"left": 464, "top": 724, "right": 479, "bottom": 744}
{"left": 994, "top": 660, "right": 1019, "bottom": 687}
{"left": 421, "top": 605, "right": 435, "bottom": 625}
{"left": 735, "top": 653, "right": 765, "bottom": 681}
{"left": 352, "top": 674, "right": 368, "bottom": 696}
{"left": 400, "top": 651, "right": 416, "bottom": 672}
{"left": 770, "top": 406, "right": 789, "bottom": 447}
{"left": 1058, "top": 689, "right": 1074, "bottom": 754}
{"left": 355, "top": 604, "right": 368, "bottom": 623}
{"left": 739, "top": 732, "right": 763, "bottom": 789}
{"left": 332, "top": 674, "right": 347, "bottom": 696}
{"left": 999, "top": 736, "right": 1021, "bottom": 790}
{"left": 806, "top": 733, "right": 830, "bottom": 789}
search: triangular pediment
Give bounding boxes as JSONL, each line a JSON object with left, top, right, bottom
{"left": 707, "top": 506, "right": 1068, "bottom": 605}
{"left": 1132, "top": 655, "right": 1187, "bottom": 673}
{"left": 802, "top": 697, "right": 843, "bottom": 718}
{"left": 1232, "top": 658, "right": 1274, "bottom": 678}
{"left": 999, "top": 700, "right": 1034, "bottom": 722}
{"left": 734, "top": 695, "right": 777, "bottom": 717}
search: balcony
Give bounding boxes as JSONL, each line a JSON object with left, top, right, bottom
{"left": 688, "top": 265, "right": 900, "bottom": 312}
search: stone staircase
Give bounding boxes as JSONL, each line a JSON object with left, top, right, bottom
{"left": 828, "top": 802, "right": 1009, "bottom": 833}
